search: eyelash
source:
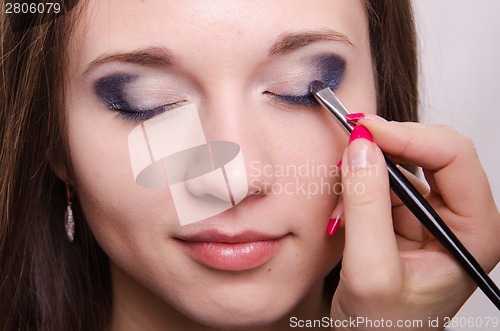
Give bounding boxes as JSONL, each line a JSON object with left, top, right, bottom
{"left": 115, "top": 101, "right": 186, "bottom": 122}
{"left": 268, "top": 92, "right": 317, "bottom": 107}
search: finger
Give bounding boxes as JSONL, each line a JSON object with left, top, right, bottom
{"left": 390, "top": 165, "right": 430, "bottom": 243}
{"left": 357, "top": 117, "right": 494, "bottom": 218}
{"left": 345, "top": 121, "right": 430, "bottom": 245}
{"left": 341, "top": 125, "right": 403, "bottom": 294}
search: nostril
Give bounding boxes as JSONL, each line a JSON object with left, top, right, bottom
{"left": 184, "top": 160, "right": 234, "bottom": 203}
{"left": 251, "top": 188, "right": 261, "bottom": 195}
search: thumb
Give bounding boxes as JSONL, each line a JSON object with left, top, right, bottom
{"left": 340, "top": 125, "right": 403, "bottom": 295}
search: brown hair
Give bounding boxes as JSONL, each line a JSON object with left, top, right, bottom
{"left": 0, "top": 2, "right": 110, "bottom": 330}
{"left": 367, "top": 0, "right": 419, "bottom": 122}
{"left": 0, "top": 1, "right": 418, "bottom": 330}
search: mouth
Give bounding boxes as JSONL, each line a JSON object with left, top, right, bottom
{"left": 174, "top": 230, "right": 291, "bottom": 271}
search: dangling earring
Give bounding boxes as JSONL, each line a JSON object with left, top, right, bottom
{"left": 65, "top": 184, "right": 75, "bottom": 242}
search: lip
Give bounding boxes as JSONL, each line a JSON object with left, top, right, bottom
{"left": 175, "top": 230, "right": 289, "bottom": 271}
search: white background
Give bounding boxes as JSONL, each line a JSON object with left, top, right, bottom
{"left": 413, "top": 0, "right": 500, "bottom": 328}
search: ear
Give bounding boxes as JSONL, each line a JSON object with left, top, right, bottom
{"left": 48, "top": 148, "right": 72, "bottom": 184}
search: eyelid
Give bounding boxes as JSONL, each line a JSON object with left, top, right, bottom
{"left": 94, "top": 72, "right": 188, "bottom": 121}
{"left": 314, "top": 54, "right": 346, "bottom": 91}
{"left": 116, "top": 100, "right": 187, "bottom": 122}
{"left": 94, "top": 73, "right": 137, "bottom": 110}
{"left": 265, "top": 55, "right": 346, "bottom": 107}
{"left": 263, "top": 53, "right": 346, "bottom": 103}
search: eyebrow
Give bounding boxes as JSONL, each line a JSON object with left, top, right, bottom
{"left": 83, "top": 30, "right": 352, "bottom": 75}
{"left": 83, "top": 47, "right": 173, "bottom": 75}
{"left": 268, "top": 30, "right": 353, "bottom": 55}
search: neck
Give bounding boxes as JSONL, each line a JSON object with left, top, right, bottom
{"left": 108, "top": 263, "right": 330, "bottom": 331}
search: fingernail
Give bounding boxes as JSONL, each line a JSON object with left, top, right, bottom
{"left": 348, "top": 125, "right": 373, "bottom": 144}
{"left": 348, "top": 125, "right": 375, "bottom": 169}
{"left": 336, "top": 159, "right": 342, "bottom": 167}
{"left": 326, "top": 218, "right": 341, "bottom": 236}
{"left": 326, "top": 199, "right": 343, "bottom": 236}
{"left": 347, "top": 113, "right": 387, "bottom": 123}
{"left": 346, "top": 113, "right": 365, "bottom": 123}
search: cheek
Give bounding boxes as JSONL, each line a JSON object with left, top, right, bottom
{"left": 260, "top": 108, "right": 344, "bottom": 218}
{"left": 66, "top": 110, "right": 176, "bottom": 249}
{"left": 68, "top": 112, "right": 133, "bottom": 211}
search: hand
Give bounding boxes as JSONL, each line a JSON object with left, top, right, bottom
{"left": 330, "top": 116, "right": 500, "bottom": 330}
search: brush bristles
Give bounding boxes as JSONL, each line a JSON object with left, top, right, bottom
{"left": 309, "top": 80, "right": 328, "bottom": 94}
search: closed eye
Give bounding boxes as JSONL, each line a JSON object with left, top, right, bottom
{"left": 94, "top": 73, "right": 187, "bottom": 122}
{"left": 265, "top": 54, "right": 346, "bottom": 107}
{"left": 114, "top": 100, "right": 186, "bottom": 122}
{"left": 266, "top": 91, "right": 317, "bottom": 107}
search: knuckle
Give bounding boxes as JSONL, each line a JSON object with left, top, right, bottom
{"left": 348, "top": 188, "right": 380, "bottom": 206}
{"left": 450, "top": 130, "right": 479, "bottom": 161}
{"left": 397, "top": 123, "right": 422, "bottom": 157}
{"left": 456, "top": 133, "right": 477, "bottom": 154}
{"left": 436, "top": 125, "right": 473, "bottom": 148}
{"left": 434, "top": 123, "right": 457, "bottom": 136}
{"left": 344, "top": 170, "right": 388, "bottom": 206}
{"left": 434, "top": 125, "right": 479, "bottom": 160}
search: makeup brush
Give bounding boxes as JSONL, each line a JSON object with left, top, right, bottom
{"left": 309, "top": 80, "right": 500, "bottom": 310}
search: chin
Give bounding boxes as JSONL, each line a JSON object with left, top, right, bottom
{"left": 182, "top": 304, "right": 290, "bottom": 330}
{"left": 169, "top": 280, "right": 305, "bottom": 330}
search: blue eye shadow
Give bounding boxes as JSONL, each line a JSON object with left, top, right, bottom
{"left": 94, "top": 73, "right": 137, "bottom": 111}
{"left": 314, "top": 54, "right": 345, "bottom": 91}
{"left": 272, "top": 54, "right": 346, "bottom": 106}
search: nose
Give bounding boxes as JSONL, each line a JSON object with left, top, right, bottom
{"left": 182, "top": 92, "right": 274, "bottom": 207}
{"left": 128, "top": 95, "right": 274, "bottom": 225}
{"left": 169, "top": 140, "right": 248, "bottom": 205}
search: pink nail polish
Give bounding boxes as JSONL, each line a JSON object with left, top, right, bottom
{"left": 336, "top": 159, "right": 342, "bottom": 167}
{"left": 348, "top": 125, "right": 373, "bottom": 144}
{"left": 326, "top": 218, "right": 341, "bottom": 236}
{"left": 346, "top": 113, "right": 365, "bottom": 123}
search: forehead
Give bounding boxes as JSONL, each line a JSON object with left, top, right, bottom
{"left": 69, "top": 0, "right": 368, "bottom": 73}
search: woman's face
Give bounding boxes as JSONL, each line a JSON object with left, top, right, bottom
{"left": 65, "top": 0, "right": 376, "bottom": 327}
